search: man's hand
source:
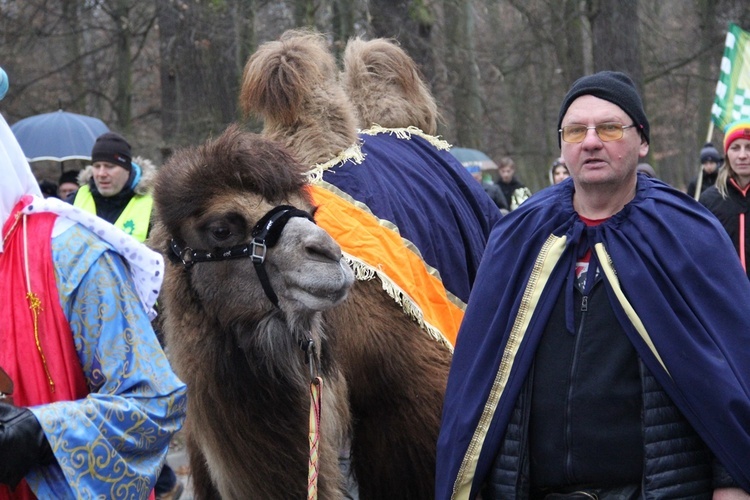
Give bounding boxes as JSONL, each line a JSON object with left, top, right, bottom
{"left": 0, "top": 402, "right": 54, "bottom": 489}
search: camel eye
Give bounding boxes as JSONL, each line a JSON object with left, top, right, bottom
{"left": 211, "top": 227, "right": 232, "bottom": 241}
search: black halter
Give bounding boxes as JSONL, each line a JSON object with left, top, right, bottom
{"left": 169, "top": 205, "right": 315, "bottom": 308}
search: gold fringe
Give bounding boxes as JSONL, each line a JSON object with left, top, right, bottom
{"left": 359, "top": 125, "right": 452, "bottom": 151}
{"left": 344, "top": 254, "right": 454, "bottom": 351}
{"left": 305, "top": 144, "right": 366, "bottom": 183}
{"left": 304, "top": 125, "right": 452, "bottom": 183}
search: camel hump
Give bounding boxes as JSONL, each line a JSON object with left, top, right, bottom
{"left": 240, "top": 29, "right": 337, "bottom": 127}
{"left": 342, "top": 37, "right": 438, "bottom": 134}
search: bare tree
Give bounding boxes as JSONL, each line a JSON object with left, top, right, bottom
{"left": 368, "top": 0, "right": 436, "bottom": 84}
{"left": 443, "top": 0, "right": 483, "bottom": 148}
{"left": 588, "top": 0, "right": 642, "bottom": 88}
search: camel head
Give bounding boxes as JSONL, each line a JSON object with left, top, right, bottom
{"left": 341, "top": 37, "right": 438, "bottom": 135}
{"left": 239, "top": 29, "right": 358, "bottom": 166}
{"left": 152, "top": 125, "right": 354, "bottom": 330}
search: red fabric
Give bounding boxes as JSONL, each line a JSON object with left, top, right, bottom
{"left": 0, "top": 196, "right": 89, "bottom": 499}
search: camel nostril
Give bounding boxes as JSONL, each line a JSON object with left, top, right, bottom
{"left": 306, "top": 243, "right": 341, "bottom": 263}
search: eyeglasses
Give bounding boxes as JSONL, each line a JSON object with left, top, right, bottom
{"left": 559, "top": 122, "right": 635, "bottom": 143}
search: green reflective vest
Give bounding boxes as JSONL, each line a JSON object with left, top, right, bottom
{"left": 73, "top": 185, "right": 153, "bottom": 243}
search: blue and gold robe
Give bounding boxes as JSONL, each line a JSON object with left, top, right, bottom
{"left": 436, "top": 176, "right": 750, "bottom": 498}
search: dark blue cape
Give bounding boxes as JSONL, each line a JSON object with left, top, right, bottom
{"left": 436, "top": 175, "right": 750, "bottom": 498}
{"left": 322, "top": 131, "right": 501, "bottom": 304}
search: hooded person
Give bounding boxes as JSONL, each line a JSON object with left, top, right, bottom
{"left": 436, "top": 71, "right": 750, "bottom": 499}
{"left": 0, "top": 89, "right": 186, "bottom": 496}
{"left": 688, "top": 142, "right": 722, "bottom": 199}
{"left": 71, "top": 132, "right": 156, "bottom": 242}
{"left": 548, "top": 157, "right": 569, "bottom": 185}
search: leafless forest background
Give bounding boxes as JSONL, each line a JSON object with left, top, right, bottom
{"left": 2, "top": 0, "right": 748, "bottom": 191}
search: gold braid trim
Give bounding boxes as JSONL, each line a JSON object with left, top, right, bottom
{"left": 16, "top": 213, "right": 56, "bottom": 392}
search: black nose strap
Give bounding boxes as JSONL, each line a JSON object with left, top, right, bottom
{"left": 169, "top": 205, "right": 315, "bottom": 308}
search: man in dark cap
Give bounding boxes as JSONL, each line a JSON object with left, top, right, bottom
{"left": 57, "top": 169, "right": 80, "bottom": 201}
{"left": 436, "top": 71, "right": 750, "bottom": 499}
{"left": 70, "top": 132, "right": 155, "bottom": 242}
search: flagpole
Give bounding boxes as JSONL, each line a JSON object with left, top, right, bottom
{"left": 694, "top": 120, "right": 712, "bottom": 200}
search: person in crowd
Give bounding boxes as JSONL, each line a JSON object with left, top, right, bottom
{"left": 700, "top": 120, "right": 750, "bottom": 279}
{"left": 70, "top": 132, "right": 154, "bottom": 241}
{"left": 0, "top": 103, "right": 186, "bottom": 496}
{"left": 57, "top": 169, "right": 79, "bottom": 201}
{"left": 38, "top": 179, "right": 58, "bottom": 199}
{"left": 688, "top": 142, "right": 722, "bottom": 199}
{"left": 467, "top": 164, "right": 508, "bottom": 212}
{"left": 548, "top": 157, "right": 569, "bottom": 185}
{"left": 495, "top": 156, "right": 532, "bottom": 210}
{"left": 436, "top": 71, "right": 750, "bottom": 499}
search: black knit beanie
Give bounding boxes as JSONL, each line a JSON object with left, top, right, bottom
{"left": 557, "top": 71, "right": 650, "bottom": 148}
{"left": 699, "top": 142, "right": 721, "bottom": 164}
{"left": 91, "top": 132, "right": 132, "bottom": 170}
{"left": 59, "top": 169, "right": 80, "bottom": 186}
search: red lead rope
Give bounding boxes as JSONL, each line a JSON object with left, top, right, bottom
{"left": 308, "top": 376, "right": 322, "bottom": 500}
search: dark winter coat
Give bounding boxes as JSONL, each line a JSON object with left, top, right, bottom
{"left": 700, "top": 180, "right": 750, "bottom": 279}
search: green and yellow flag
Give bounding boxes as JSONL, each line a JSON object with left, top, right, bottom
{"left": 712, "top": 23, "right": 750, "bottom": 129}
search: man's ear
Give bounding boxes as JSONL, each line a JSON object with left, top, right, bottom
{"left": 639, "top": 139, "right": 649, "bottom": 158}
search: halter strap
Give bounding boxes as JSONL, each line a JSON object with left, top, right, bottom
{"left": 169, "top": 205, "right": 315, "bottom": 308}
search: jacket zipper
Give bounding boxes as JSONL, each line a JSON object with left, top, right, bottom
{"left": 564, "top": 293, "right": 588, "bottom": 481}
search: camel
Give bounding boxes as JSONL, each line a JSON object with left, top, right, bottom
{"left": 151, "top": 127, "right": 454, "bottom": 499}
{"left": 151, "top": 128, "right": 355, "bottom": 499}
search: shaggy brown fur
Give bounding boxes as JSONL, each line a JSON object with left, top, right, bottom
{"left": 341, "top": 37, "right": 438, "bottom": 134}
{"left": 324, "top": 278, "right": 452, "bottom": 498}
{"left": 240, "top": 30, "right": 357, "bottom": 166}
{"left": 239, "top": 29, "right": 454, "bottom": 499}
{"left": 151, "top": 127, "right": 352, "bottom": 499}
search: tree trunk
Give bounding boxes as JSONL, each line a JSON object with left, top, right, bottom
{"left": 293, "top": 0, "right": 317, "bottom": 28}
{"left": 113, "top": 0, "right": 133, "bottom": 134}
{"left": 589, "top": 0, "right": 642, "bottom": 90}
{"left": 443, "top": 0, "right": 482, "bottom": 148}
{"left": 695, "top": 0, "right": 719, "bottom": 145}
{"left": 369, "top": 0, "right": 436, "bottom": 87}
{"left": 332, "top": 0, "right": 355, "bottom": 59}
{"left": 61, "top": 0, "right": 84, "bottom": 111}
{"left": 156, "top": 0, "right": 178, "bottom": 159}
